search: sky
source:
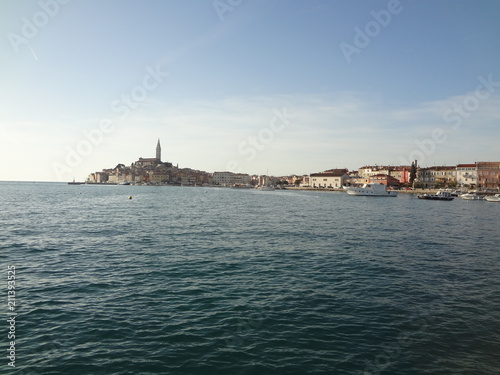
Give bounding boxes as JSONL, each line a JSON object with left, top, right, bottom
{"left": 1, "top": 0, "right": 499, "bottom": 181}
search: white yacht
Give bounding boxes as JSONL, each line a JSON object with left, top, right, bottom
{"left": 460, "top": 191, "right": 485, "bottom": 200}
{"left": 485, "top": 194, "right": 500, "bottom": 202}
{"left": 343, "top": 183, "right": 398, "bottom": 197}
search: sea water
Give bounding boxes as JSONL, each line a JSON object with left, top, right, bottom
{"left": 1, "top": 182, "right": 499, "bottom": 375}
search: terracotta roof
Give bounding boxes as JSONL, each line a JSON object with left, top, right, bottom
{"left": 422, "top": 166, "right": 456, "bottom": 170}
{"left": 310, "top": 172, "right": 346, "bottom": 177}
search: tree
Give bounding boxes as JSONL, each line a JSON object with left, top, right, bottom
{"left": 409, "top": 162, "right": 417, "bottom": 186}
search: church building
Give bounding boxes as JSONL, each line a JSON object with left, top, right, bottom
{"left": 135, "top": 139, "right": 163, "bottom": 167}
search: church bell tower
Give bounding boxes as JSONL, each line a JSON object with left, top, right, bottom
{"left": 156, "top": 139, "right": 161, "bottom": 162}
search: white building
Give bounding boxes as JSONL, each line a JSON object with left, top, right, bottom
{"left": 310, "top": 172, "right": 349, "bottom": 188}
{"left": 456, "top": 163, "right": 477, "bottom": 188}
{"left": 358, "top": 166, "right": 392, "bottom": 178}
{"left": 233, "top": 173, "right": 251, "bottom": 186}
{"left": 212, "top": 172, "right": 250, "bottom": 186}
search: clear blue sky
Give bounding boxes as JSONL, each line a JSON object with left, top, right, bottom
{"left": 1, "top": 0, "right": 499, "bottom": 181}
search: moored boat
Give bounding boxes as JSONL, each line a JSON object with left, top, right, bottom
{"left": 343, "top": 183, "right": 397, "bottom": 197}
{"left": 417, "top": 191, "right": 454, "bottom": 201}
{"left": 231, "top": 184, "right": 252, "bottom": 189}
{"left": 460, "top": 191, "right": 485, "bottom": 200}
{"left": 68, "top": 178, "right": 84, "bottom": 185}
{"left": 256, "top": 186, "right": 275, "bottom": 191}
{"left": 485, "top": 194, "right": 500, "bottom": 202}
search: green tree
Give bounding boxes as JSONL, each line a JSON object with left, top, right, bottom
{"left": 409, "top": 162, "right": 417, "bottom": 186}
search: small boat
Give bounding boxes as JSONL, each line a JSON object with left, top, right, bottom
{"left": 460, "top": 191, "right": 485, "bottom": 200}
{"left": 417, "top": 191, "right": 454, "bottom": 201}
{"left": 257, "top": 186, "right": 275, "bottom": 191}
{"left": 485, "top": 194, "right": 500, "bottom": 202}
{"left": 231, "top": 184, "right": 252, "bottom": 189}
{"left": 68, "top": 178, "right": 84, "bottom": 185}
{"left": 343, "top": 183, "right": 398, "bottom": 197}
{"left": 440, "top": 188, "right": 462, "bottom": 197}
{"left": 119, "top": 181, "right": 131, "bottom": 185}
{"left": 258, "top": 170, "right": 275, "bottom": 191}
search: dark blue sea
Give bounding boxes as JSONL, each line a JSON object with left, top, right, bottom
{"left": 1, "top": 182, "right": 499, "bottom": 375}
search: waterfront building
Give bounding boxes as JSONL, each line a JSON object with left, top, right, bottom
{"left": 300, "top": 175, "right": 310, "bottom": 187}
{"left": 212, "top": 171, "right": 235, "bottom": 186}
{"left": 150, "top": 172, "right": 168, "bottom": 183}
{"left": 358, "top": 166, "right": 392, "bottom": 178}
{"left": 456, "top": 164, "right": 477, "bottom": 188}
{"left": 476, "top": 161, "right": 500, "bottom": 190}
{"left": 279, "top": 174, "right": 308, "bottom": 186}
{"left": 357, "top": 165, "right": 410, "bottom": 185}
{"left": 418, "top": 166, "right": 457, "bottom": 188}
{"left": 212, "top": 172, "right": 251, "bottom": 186}
{"left": 255, "top": 175, "right": 275, "bottom": 187}
{"left": 107, "top": 174, "right": 118, "bottom": 184}
{"left": 233, "top": 173, "right": 251, "bottom": 186}
{"left": 310, "top": 170, "right": 349, "bottom": 188}
{"left": 368, "top": 174, "right": 400, "bottom": 187}
{"left": 87, "top": 171, "right": 109, "bottom": 183}
{"left": 389, "top": 166, "right": 411, "bottom": 184}
{"left": 347, "top": 174, "right": 367, "bottom": 185}
{"left": 180, "top": 176, "right": 197, "bottom": 185}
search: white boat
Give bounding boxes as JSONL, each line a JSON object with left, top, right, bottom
{"left": 460, "top": 191, "right": 485, "bottom": 200}
{"left": 231, "top": 184, "right": 252, "bottom": 189}
{"left": 257, "top": 170, "right": 275, "bottom": 191}
{"left": 417, "top": 190, "right": 454, "bottom": 201}
{"left": 257, "top": 186, "right": 275, "bottom": 191}
{"left": 485, "top": 194, "right": 500, "bottom": 202}
{"left": 343, "top": 183, "right": 397, "bottom": 197}
{"left": 440, "top": 188, "right": 462, "bottom": 197}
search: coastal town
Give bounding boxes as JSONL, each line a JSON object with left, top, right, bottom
{"left": 85, "top": 140, "right": 500, "bottom": 192}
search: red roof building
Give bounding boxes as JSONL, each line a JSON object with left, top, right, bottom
{"left": 368, "top": 174, "right": 400, "bottom": 187}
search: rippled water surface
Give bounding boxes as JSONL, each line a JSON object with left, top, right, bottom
{"left": 1, "top": 182, "right": 499, "bottom": 374}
